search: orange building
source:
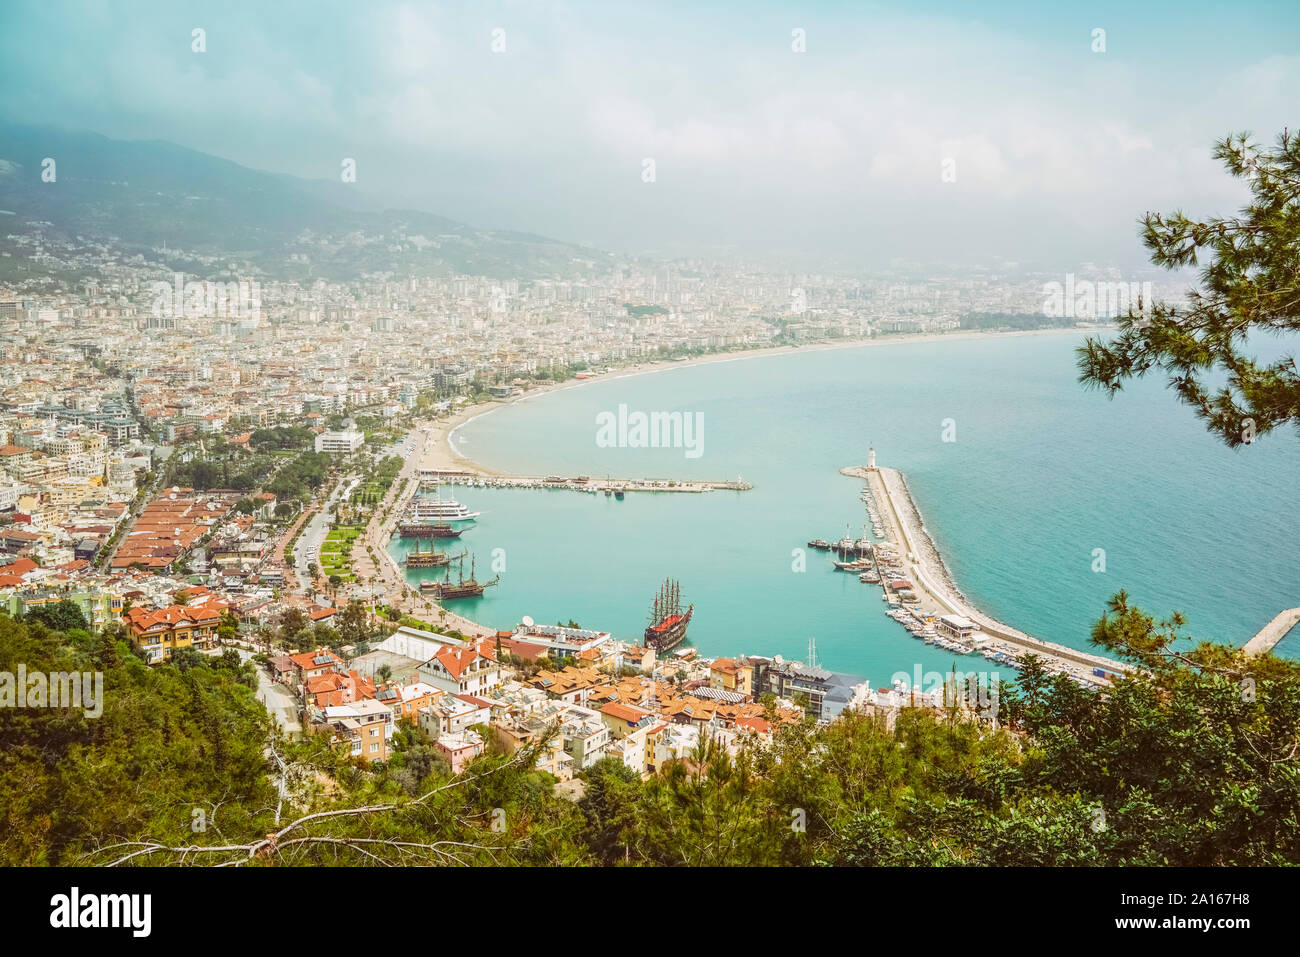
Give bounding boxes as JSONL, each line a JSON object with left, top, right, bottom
{"left": 110, "top": 491, "right": 232, "bottom": 570}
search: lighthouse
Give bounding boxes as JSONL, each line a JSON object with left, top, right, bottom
{"left": 868, "top": 445, "right": 877, "bottom": 470}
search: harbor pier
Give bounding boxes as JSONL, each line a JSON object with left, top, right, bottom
{"left": 419, "top": 467, "right": 751, "bottom": 494}
{"left": 1243, "top": 607, "right": 1300, "bottom": 657}
{"left": 841, "top": 462, "right": 1133, "bottom": 682}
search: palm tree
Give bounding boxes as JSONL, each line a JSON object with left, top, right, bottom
{"left": 376, "top": 663, "right": 393, "bottom": 686}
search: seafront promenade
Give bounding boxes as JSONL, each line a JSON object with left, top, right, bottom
{"left": 843, "top": 462, "right": 1134, "bottom": 680}
{"left": 352, "top": 423, "right": 494, "bottom": 640}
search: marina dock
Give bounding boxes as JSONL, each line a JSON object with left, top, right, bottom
{"left": 840, "top": 461, "right": 1134, "bottom": 682}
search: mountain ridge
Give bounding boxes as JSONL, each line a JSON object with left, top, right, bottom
{"left": 0, "top": 120, "right": 608, "bottom": 281}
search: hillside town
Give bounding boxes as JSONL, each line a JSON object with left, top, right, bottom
{"left": 0, "top": 262, "right": 1050, "bottom": 783}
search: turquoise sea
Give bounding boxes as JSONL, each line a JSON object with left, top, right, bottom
{"left": 389, "top": 330, "right": 1300, "bottom": 687}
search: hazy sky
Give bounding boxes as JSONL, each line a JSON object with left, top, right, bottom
{"left": 2, "top": 0, "right": 1298, "bottom": 270}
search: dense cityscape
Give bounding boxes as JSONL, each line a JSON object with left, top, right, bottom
{"left": 0, "top": 4, "right": 1296, "bottom": 935}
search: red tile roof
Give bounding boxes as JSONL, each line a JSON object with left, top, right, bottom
{"left": 601, "top": 701, "right": 650, "bottom": 723}
{"left": 125, "top": 602, "right": 225, "bottom": 632}
{"left": 433, "top": 646, "right": 480, "bottom": 680}
{"left": 3, "top": 558, "right": 39, "bottom": 576}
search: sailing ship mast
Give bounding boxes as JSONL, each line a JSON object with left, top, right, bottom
{"left": 644, "top": 578, "right": 693, "bottom": 652}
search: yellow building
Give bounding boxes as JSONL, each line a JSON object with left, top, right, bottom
{"left": 123, "top": 603, "right": 224, "bottom": 664}
{"left": 709, "top": 657, "right": 754, "bottom": 697}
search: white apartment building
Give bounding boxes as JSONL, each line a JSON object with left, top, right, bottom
{"left": 562, "top": 707, "right": 611, "bottom": 769}
{"left": 417, "top": 644, "right": 503, "bottom": 698}
{"left": 314, "top": 429, "right": 364, "bottom": 454}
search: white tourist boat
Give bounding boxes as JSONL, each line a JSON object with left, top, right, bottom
{"left": 411, "top": 493, "right": 480, "bottom": 522}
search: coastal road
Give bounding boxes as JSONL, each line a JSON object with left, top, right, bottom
{"left": 348, "top": 422, "right": 497, "bottom": 640}
{"left": 258, "top": 678, "right": 302, "bottom": 737}
{"left": 268, "top": 502, "right": 314, "bottom": 591}
{"left": 350, "top": 421, "right": 427, "bottom": 605}
{"left": 232, "top": 647, "right": 302, "bottom": 736}
{"left": 295, "top": 476, "right": 357, "bottom": 586}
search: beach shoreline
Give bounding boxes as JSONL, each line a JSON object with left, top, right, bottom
{"left": 392, "top": 324, "right": 1150, "bottom": 676}
{"left": 424, "top": 325, "right": 1105, "bottom": 475}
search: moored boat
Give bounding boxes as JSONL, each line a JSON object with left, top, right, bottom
{"left": 644, "top": 578, "right": 693, "bottom": 652}
{"left": 398, "top": 520, "right": 465, "bottom": 539}
{"left": 404, "top": 544, "right": 460, "bottom": 568}
{"left": 423, "top": 554, "right": 499, "bottom": 599}
{"left": 410, "top": 485, "right": 480, "bottom": 522}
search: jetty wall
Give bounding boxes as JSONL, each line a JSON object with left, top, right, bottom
{"left": 843, "top": 463, "right": 1133, "bottom": 676}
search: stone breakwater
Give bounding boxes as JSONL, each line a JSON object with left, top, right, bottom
{"left": 843, "top": 463, "right": 1133, "bottom": 679}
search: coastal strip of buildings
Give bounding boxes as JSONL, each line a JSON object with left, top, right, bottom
{"left": 262, "top": 622, "right": 944, "bottom": 778}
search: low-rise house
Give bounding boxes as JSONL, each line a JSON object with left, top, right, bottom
{"left": 375, "top": 681, "right": 441, "bottom": 725}
{"left": 123, "top": 601, "right": 225, "bottom": 664}
{"left": 304, "top": 669, "right": 377, "bottom": 709}
{"left": 620, "top": 644, "right": 656, "bottom": 672}
{"left": 709, "top": 656, "right": 755, "bottom": 697}
{"left": 323, "top": 699, "right": 393, "bottom": 762}
{"left": 490, "top": 708, "right": 578, "bottom": 781}
{"left": 558, "top": 703, "right": 612, "bottom": 769}
{"left": 600, "top": 701, "right": 654, "bottom": 739}
{"left": 607, "top": 720, "right": 661, "bottom": 777}
{"left": 307, "top": 605, "right": 337, "bottom": 625}
{"left": 435, "top": 730, "right": 485, "bottom": 774}
{"left": 0, "top": 528, "right": 41, "bottom": 555}
{"left": 266, "top": 654, "right": 297, "bottom": 683}
{"left": 529, "top": 665, "right": 604, "bottom": 706}
{"left": 418, "top": 643, "right": 503, "bottom": 697}
{"left": 419, "top": 693, "right": 490, "bottom": 740}
{"left": 288, "top": 648, "right": 347, "bottom": 685}
{"left": 650, "top": 722, "right": 702, "bottom": 773}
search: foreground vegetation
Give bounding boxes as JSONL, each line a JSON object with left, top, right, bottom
{"left": 1, "top": 591, "right": 1297, "bottom": 866}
